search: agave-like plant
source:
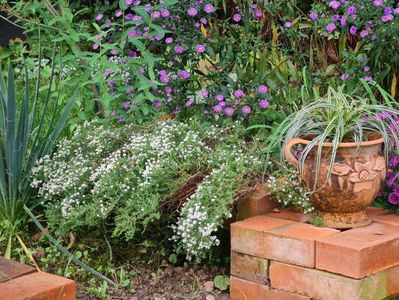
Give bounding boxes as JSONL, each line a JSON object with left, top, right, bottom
{"left": 0, "top": 52, "right": 75, "bottom": 258}
{"left": 280, "top": 86, "right": 399, "bottom": 190}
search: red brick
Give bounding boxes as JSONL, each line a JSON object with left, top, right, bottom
{"left": 372, "top": 213, "right": 399, "bottom": 227}
{"left": 270, "top": 261, "right": 388, "bottom": 300}
{"left": 367, "top": 207, "right": 390, "bottom": 218}
{"left": 230, "top": 252, "right": 269, "bottom": 284}
{"left": 230, "top": 276, "right": 310, "bottom": 300}
{"left": 387, "top": 264, "right": 399, "bottom": 295}
{"left": 266, "top": 208, "right": 311, "bottom": 223}
{"left": 0, "top": 271, "right": 76, "bottom": 300}
{"left": 236, "top": 186, "right": 279, "bottom": 221}
{"left": 316, "top": 222, "right": 399, "bottom": 278}
{"left": 0, "top": 257, "right": 36, "bottom": 283}
{"left": 231, "top": 216, "right": 338, "bottom": 267}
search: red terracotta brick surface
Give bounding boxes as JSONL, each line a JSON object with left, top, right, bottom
{"left": 316, "top": 222, "right": 399, "bottom": 278}
{"left": 270, "top": 261, "right": 388, "bottom": 300}
{"left": 0, "top": 271, "right": 76, "bottom": 300}
{"left": 372, "top": 213, "right": 399, "bottom": 227}
{"left": 231, "top": 215, "right": 338, "bottom": 267}
{"left": 230, "top": 252, "right": 269, "bottom": 284}
{"left": 230, "top": 276, "right": 310, "bottom": 300}
{"left": 236, "top": 187, "right": 279, "bottom": 221}
{"left": 266, "top": 208, "right": 311, "bottom": 223}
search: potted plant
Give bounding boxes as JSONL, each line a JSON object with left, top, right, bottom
{"left": 281, "top": 87, "right": 399, "bottom": 228}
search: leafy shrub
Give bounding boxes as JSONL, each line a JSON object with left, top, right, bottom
{"left": 32, "top": 120, "right": 262, "bottom": 260}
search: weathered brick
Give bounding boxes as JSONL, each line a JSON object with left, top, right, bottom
{"left": 230, "top": 252, "right": 269, "bottom": 284}
{"left": 231, "top": 215, "right": 338, "bottom": 267}
{"left": 236, "top": 186, "right": 279, "bottom": 221}
{"left": 270, "top": 261, "right": 388, "bottom": 300}
{"left": 0, "top": 271, "right": 76, "bottom": 300}
{"left": 372, "top": 213, "right": 399, "bottom": 227}
{"left": 387, "top": 264, "right": 399, "bottom": 295}
{"left": 316, "top": 222, "right": 399, "bottom": 278}
{"left": 230, "top": 276, "right": 310, "bottom": 300}
{"left": 266, "top": 208, "right": 311, "bottom": 223}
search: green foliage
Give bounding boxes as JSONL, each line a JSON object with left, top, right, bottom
{"left": 213, "top": 274, "right": 229, "bottom": 291}
{"left": 0, "top": 57, "right": 75, "bottom": 258}
{"left": 32, "top": 120, "right": 262, "bottom": 260}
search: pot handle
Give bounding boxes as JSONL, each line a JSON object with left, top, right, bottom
{"left": 284, "top": 138, "right": 307, "bottom": 167}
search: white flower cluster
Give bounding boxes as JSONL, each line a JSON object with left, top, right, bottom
{"left": 267, "top": 169, "right": 313, "bottom": 213}
{"left": 172, "top": 143, "right": 260, "bottom": 260}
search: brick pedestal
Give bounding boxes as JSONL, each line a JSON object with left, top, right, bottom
{"left": 230, "top": 207, "right": 399, "bottom": 300}
{"left": 0, "top": 257, "right": 76, "bottom": 300}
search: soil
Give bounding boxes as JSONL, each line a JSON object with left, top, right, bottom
{"left": 76, "top": 262, "right": 230, "bottom": 300}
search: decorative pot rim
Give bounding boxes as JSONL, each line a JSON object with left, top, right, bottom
{"left": 293, "top": 132, "right": 384, "bottom": 148}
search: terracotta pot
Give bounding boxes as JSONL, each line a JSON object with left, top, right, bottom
{"left": 284, "top": 132, "right": 386, "bottom": 228}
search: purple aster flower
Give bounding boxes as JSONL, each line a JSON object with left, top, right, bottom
{"left": 195, "top": 44, "right": 206, "bottom": 54}
{"left": 200, "top": 90, "right": 209, "bottom": 97}
{"left": 233, "top": 89, "right": 244, "bottom": 97}
{"left": 117, "top": 117, "right": 125, "bottom": 123}
{"left": 388, "top": 192, "right": 399, "bottom": 205}
{"left": 360, "top": 30, "right": 369, "bottom": 38}
{"left": 174, "top": 45, "right": 184, "bottom": 53}
{"left": 125, "top": 13, "right": 133, "bottom": 20}
{"left": 152, "top": 11, "right": 161, "bottom": 19}
{"left": 186, "top": 99, "right": 194, "bottom": 107}
{"left": 364, "top": 76, "right": 373, "bottom": 82}
{"left": 93, "top": 43, "right": 99, "bottom": 50}
{"left": 123, "top": 101, "right": 131, "bottom": 109}
{"left": 384, "top": 7, "right": 392, "bottom": 15}
{"left": 326, "top": 23, "right": 336, "bottom": 32}
{"left": 254, "top": 10, "right": 263, "bottom": 19}
{"left": 200, "top": 18, "right": 208, "bottom": 24}
{"left": 394, "top": 8, "right": 399, "bottom": 15}
{"left": 161, "top": 8, "right": 170, "bottom": 17}
{"left": 332, "top": 14, "right": 340, "bottom": 22}
{"left": 309, "top": 11, "right": 318, "bottom": 21}
{"left": 204, "top": 3, "right": 215, "bottom": 13}
{"left": 126, "top": 0, "right": 133, "bottom": 5}
{"left": 347, "top": 5, "right": 356, "bottom": 15}
{"left": 373, "top": 0, "right": 384, "bottom": 7}
{"left": 389, "top": 156, "right": 399, "bottom": 168}
{"left": 381, "top": 14, "right": 394, "bottom": 22}
{"left": 96, "top": 14, "right": 103, "bottom": 21}
{"left": 153, "top": 99, "right": 162, "bottom": 108}
{"left": 371, "top": 34, "right": 377, "bottom": 40}
{"left": 219, "top": 101, "right": 226, "bottom": 107}
{"left": 213, "top": 105, "right": 223, "bottom": 113}
{"left": 349, "top": 25, "right": 357, "bottom": 35}
{"left": 284, "top": 21, "right": 292, "bottom": 28}
{"left": 111, "top": 49, "right": 119, "bottom": 55}
{"left": 224, "top": 107, "right": 234, "bottom": 117}
{"left": 242, "top": 105, "right": 251, "bottom": 115}
{"left": 103, "top": 69, "right": 111, "bottom": 78}
{"left": 258, "top": 85, "right": 268, "bottom": 94}
{"left": 165, "top": 86, "right": 172, "bottom": 95}
{"left": 160, "top": 74, "right": 170, "bottom": 83}
{"left": 115, "top": 10, "right": 123, "bottom": 17}
{"left": 340, "top": 73, "right": 350, "bottom": 80}
{"left": 108, "top": 80, "right": 116, "bottom": 88}
{"left": 194, "top": 23, "right": 200, "bottom": 28}
{"left": 259, "top": 99, "right": 269, "bottom": 109}
{"left": 144, "top": 4, "right": 152, "bottom": 12}
{"left": 216, "top": 94, "right": 224, "bottom": 101}
{"left": 329, "top": 1, "right": 341, "bottom": 10}
{"left": 233, "top": 13, "right": 241, "bottom": 23}
{"left": 165, "top": 37, "right": 173, "bottom": 44}
{"left": 105, "top": 19, "right": 111, "bottom": 28}
{"left": 340, "top": 16, "right": 347, "bottom": 26}
{"left": 364, "top": 66, "right": 370, "bottom": 72}
{"left": 128, "top": 30, "right": 138, "bottom": 37}
{"left": 178, "top": 70, "right": 190, "bottom": 80}
{"left": 188, "top": 7, "right": 198, "bottom": 16}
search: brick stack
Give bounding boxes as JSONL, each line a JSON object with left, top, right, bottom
{"left": 230, "top": 207, "right": 399, "bottom": 300}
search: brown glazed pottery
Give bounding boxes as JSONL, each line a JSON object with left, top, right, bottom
{"left": 284, "top": 132, "right": 386, "bottom": 228}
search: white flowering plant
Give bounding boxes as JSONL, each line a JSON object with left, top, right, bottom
{"left": 32, "top": 120, "right": 262, "bottom": 260}
{"left": 267, "top": 166, "right": 313, "bottom": 214}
